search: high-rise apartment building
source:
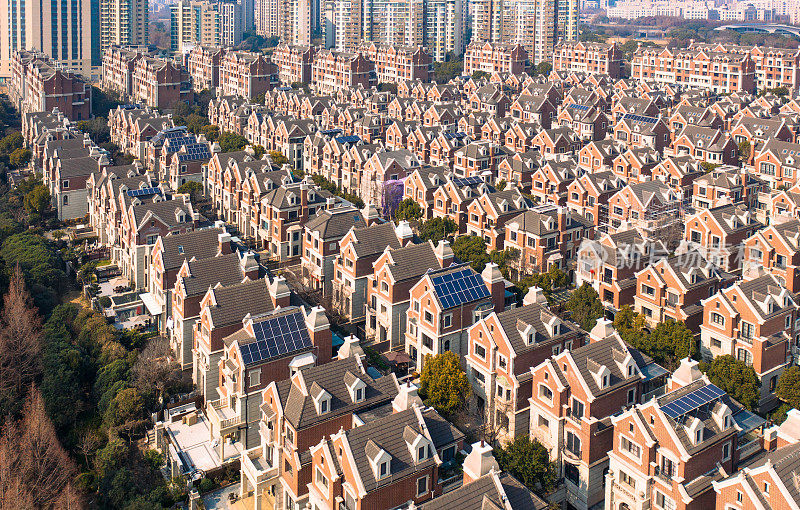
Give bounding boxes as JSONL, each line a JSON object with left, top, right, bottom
{"left": 426, "top": 0, "right": 464, "bottom": 60}
{"left": 496, "top": 0, "right": 576, "bottom": 64}
{"left": 171, "top": 0, "right": 248, "bottom": 51}
{"left": 471, "top": 0, "right": 504, "bottom": 43}
{"left": 255, "top": 0, "right": 309, "bottom": 45}
{"left": 100, "top": 0, "right": 149, "bottom": 51}
{"left": 0, "top": 0, "right": 100, "bottom": 80}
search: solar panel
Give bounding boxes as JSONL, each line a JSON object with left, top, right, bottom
{"left": 432, "top": 268, "right": 491, "bottom": 309}
{"left": 321, "top": 128, "right": 342, "bottom": 135}
{"left": 623, "top": 113, "right": 657, "bottom": 124}
{"left": 443, "top": 131, "right": 467, "bottom": 140}
{"left": 451, "top": 175, "right": 482, "bottom": 187}
{"left": 126, "top": 187, "right": 160, "bottom": 197}
{"left": 568, "top": 103, "right": 590, "bottom": 111}
{"left": 335, "top": 135, "right": 361, "bottom": 144}
{"left": 660, "top": 384, "right": 726, "bottom": 420}
{"left": 241, "top": 311, "right": 312, "bottom": 365}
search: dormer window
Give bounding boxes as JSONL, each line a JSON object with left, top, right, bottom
{"left": 602, "top": 375, "right": 609, "bottom": 388}
{"left": 379, "top": 461, "right": 389, "bottom": 479}
{"left": 344, "top": 371, "right": 367, "bottom": 403}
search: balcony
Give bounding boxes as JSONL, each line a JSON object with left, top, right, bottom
{"left": 241, "top": 447, "right": 278, "bottom": 486}
{"left": 207, "top": 399, "right": 243, "bottom": 436}
{"left": 653, "top": 466, "right": 673, "bottom": 483}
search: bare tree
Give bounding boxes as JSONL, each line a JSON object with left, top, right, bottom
{"left": 0, "top": 265, "right": 42, "bottom": 416}
{"left": 0, "top": 388, "right": 81, "bottom": 509}
{"left": 132, "top": 337, "right": 184, "bottom": 406}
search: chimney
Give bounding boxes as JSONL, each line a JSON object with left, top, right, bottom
{"left": 668, "top": 357, "right": 703, "bottom": 392}
{"left": 362, "top": 203, "right": 381, "bottom": 224}
{"left": 523, "top": 286, "right": 547, "bottom": 306}
{"left": 589, "top": 317, "right": 614, "bottom": 343}
{"left": 462, "top": 441, "right": 499, "bottom": 485}
{"left": 396, "top": 220, "right": 414, "bottom": 246}
{"left": 268, "top": 275, "right": 291, "bottom": 308}
{"left": 481, "top": 262, "right": 506, "bottom": 312}
{"left": 434, "top": 240, "right": 454, "bottom": 267}
{"left": 337, "top": 335, "right": 364, "bottom": 360}
{"left": 218, "top": 231, "right": 233, "bottom": 255}
{"left": 305, "top": 306, "right": 332, "bottom": 365}
{"left": 326, "top": 197, "right": 336, "bottom": 210}
{"left": 392, "top": 380, "right": 423, "bottom": 413}
{"left": 239, "top": 251, "right": 259, "bottom": 278}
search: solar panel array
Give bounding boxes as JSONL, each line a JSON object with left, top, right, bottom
{"left": 432, "top": 268, "right": 491, "bottom": 309}
{"left": 451, "top": 175, "right": 483, "bottom": 187}
{"left": 568, "top": 103, "right": 590, "bottom": 111}
{"left": 321, "top": 129, "right": 342, "bottom": 136}
{"left": 177, "top": 144, "right": 212, "bottom": 162}
{"left": 623, "top": 113, "right": 657, "bottom": 124}
{"left": 442, "top": 131, "right": 467, "bottom": 140}
{"left": 335, "top": 135, "right": 361, "bottom": 144}
{"left": 660, "top": 384, "right": 725, "bottom": 419}
{"left": 127, "top": 187, "right": 161, "bottom": 197}
{"left": 240, "top": 312, "right": 312, "bottom": 365}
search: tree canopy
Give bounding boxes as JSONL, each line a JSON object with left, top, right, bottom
{"left": 702, "top": 355, "right": 760, "bottom": 411}
{"left": 495, "top": 436, "right": 557, "bottom": 496}
{"left": 566, "top": 283, "right": 605, "bottom": 331}
{"left": 218, "top": 132, "right": 248, "bottom": 153}
{"left": 394, "top": 198, "right": 423, "bottom": 222}
{"left": 613, "top": 307, "right": 695, "bottom": 369}
{"left": 451, "top": 235, "right": 491, "bottom": 273}
{"left": 419, "top": 352, "right": 471, "bottom": 416}
{"left": 777, "top": 366, "right": 800, "bottom": 409}
{"left": 418, "top": 217, "right": 458, "bottom": 244}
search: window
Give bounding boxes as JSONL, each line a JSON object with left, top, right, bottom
{"left": 316, "top": 467, "right": 329, "bottom": 491}
{"left": 620, "top": 436, "right": 641, "bottom": 459}
{"left": 443, "top": 314, "right": 452, "bottom": 328}
{"left": 627, "top": 388, "right": 636, "bottom": 404}
{"left": 474, "top": 344, "right": 486, "bottom": 360}
{"left": 424, "top": 311, "right": 433, "bottom": 323}
{"left": 620, "top": 470, "right": 635, "bottom": 489}
{"left": 737, "top": 348, "right": 753, "bottom": 365}
{"left": 355, "top": 387, "right": 363, "bottom": 402}
{"left": 418, "top": 445, "right": 426, "bottom": 461}
{"left": 285, "top": 426, "right": 295, "bottom": 446}
{"left": 320, "top": 399, "right": 328, "bottom": 414}
{"left": 660, "top": 456, "right": 675, "bottom": 478}
{"left": 62, "top": 180, "right": 70, "bottom": 189}
{"left": 249, "top": 368, "right": 261, "bottom": 387}
{"left": 764, "top": 482, "right": 770, "bottom": 495}
{"left": 379, "top": 461, "right": 389, "bottom": 479}
{"left": 416, "top": 476, "right": 428, "bottom": 496}
{"left": 710, "top": 312, "right": 725, "bottom": 327}
{"left": 741, "top": 321, "right": 754, "bottom": 339}
{"left": 566, "top": 431, "right": 581, "bottom": 456}
{"left": 655, "top": 490, "right": 675, "bottom": 510}
{"left": 641, "top": 284, "right": 655, "bottom": 296}
{"left": 63, "top": 195, "right": 69, "bottom": 206}
{"left": 564, "top": 462, "right": 579, "bottom": 485}
{"left": 711, "top": 338, "right": 722, "bottom": 349}
{"left": 571, "top": 398, "right": 584, "bottom": 419}
{"left": 722, "top": 442, "right": 730, "bottom": 461}
{"left": 539, "top": 384, "right": 553, "bottom": 401}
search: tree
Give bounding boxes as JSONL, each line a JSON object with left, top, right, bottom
{"left": 269, "top": 150, "right": 290, "bottom": 167}
{"left": 700, "top": 161, "right": 720, "bottom": 173}
{"left": 645, "top": 320, "right": 696, "bottom": 368}
{"left": 495, "top": 179, "right": 507, "bottom": 191}
{"left": 418, "top": 217, "right": 458, "bottom": 243}
{"left": 252, "top": 145, "right": 266, "bottom": 159}
{"left": 536, "top": 62, "right": 553, "bottom": 76}
{"left": 419, "top": 352, "right": 471, "bottom": 416}
{"left": 76, "top": 117, "right": 111, "bottom": 144}
{"left": 105, "top": 387, "right": 147, "bottom": 440}
{"left": 472, "top": 70, "right": 491, "bottom": 80}
{"left": 394, "top": 198, "right": 422, "bottom": 222}
{"left": 23, "top": 184, "right": 50, "bottom": 217}
{"left": 495, "top": 436, "right": 557, "bottom": 496}
{"left": 0, "top": 132, "right": 23, "bottom": 155}
{"left": 566, "top": 283, "right": 604, "bottom": 331}
{"left": 0, "top": 388, "right": 82, "bottom": 509}
{"left": 200, "top": 124, "right": 220, "bottom": 141}
{"left": 451, "top": 235, "right": 491, "bottom": 272}
{"left": 777, "top": 366, "right": 800, "bottom": 409}
{"left": 433, "top": 60, "right": 464, "bottom": 83}
{"left": 738, "top": 140, "right": 751, "bottom": 163}
{"left": 131, "top": 337, "right": 188, "bottom": 409}
{"left": 0, "top": 266, "right": 42, "bottom": 419}
{"left": 176, "top": 181, "right": 204, "bottom": 204}
{"left": 218, "top": 132, "right": 248, "bottom": 153}
{"left": 8, "top": 147, "right": 30, "bottom": 169}
{"left": 703, "top": 355, "right": 760, "bottom": 411}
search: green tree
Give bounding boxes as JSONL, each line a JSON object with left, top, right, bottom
{"left": 433, "top": 60, "right": 464, "bottom": 83}
{"left": 700, "top": 161, "right": 720, "bottom": 173}
{"left": 76, "top": 117, "right": 111, "bottom": 144}
{"left": 176, "top": 181, "right": 204, "bottom": 204}
{"left": 472, "top": 70, "right": 491, "bottom": 80}
{"left": 394, "top": 198, "right": 422, "bottom": 222}
{"left": 646, "top": 319, "right": 696, "bottom": 367}
{"left": 419, "top": 351, "right": 471, "bottom": 416}
{"left": 495, "top": 179, "right": 507, "bottom": 191}
{"left": 0, "top": 132, "right": 23, "bottom": 155}
{"left": 703, "top": 355, "right": 760, "bottom": 411}
{"left": 9, "top": 147, "right": 31, "bottom": 168}
{"left": 495, "top": 436, "right": 557, "bottom": 496}
{"left": 566, "top": 283, "right": 604, "bottom": 331}
{"left": 536, "top": 62, "right": 553, "bottom": 76}
{"left": 777, "top": 366, "right": 800, "bottom": 409}
{"left": 269, "top": 150, "right": 290, "bottom": 167}
{"left": 418, "top": 217, "right": 458, "bottom": 243}
{"left": 23, "top": 184, "right": 50, "bottom": 217}
{"left": 200, "top": 124, "right": 220, "bottom": 141}
{"left": 451, "top": 235, "right": 491, "bottom": 273}
{"left": 218, "top": 132, "right": 248, "bottom": 153}
{"left": 738, "top": 140, "right": 751, "bottom": 163}
{"left": 252, "top": 144, "right": 266, "bottom": 159}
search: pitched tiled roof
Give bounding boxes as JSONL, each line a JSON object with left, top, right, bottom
{"left": 180, "top": 253, "right": 247, "bottom": 297}
{"left": 385, "top": 241, "right": 440, "bottom": 282}
{"left": 207, "top": 278, "right": 274, "bottom": 328}
{"left": 420, "top": 471, "right": 547, "bottom": 510}
{"left": 350, "top": 222, "right": 402, "bottom": 258}
{"left": 160, "top": 227, "right": 225, "bottom": 270}
{"left": 305, "top": 207, "right": 366, "bottom": 239}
